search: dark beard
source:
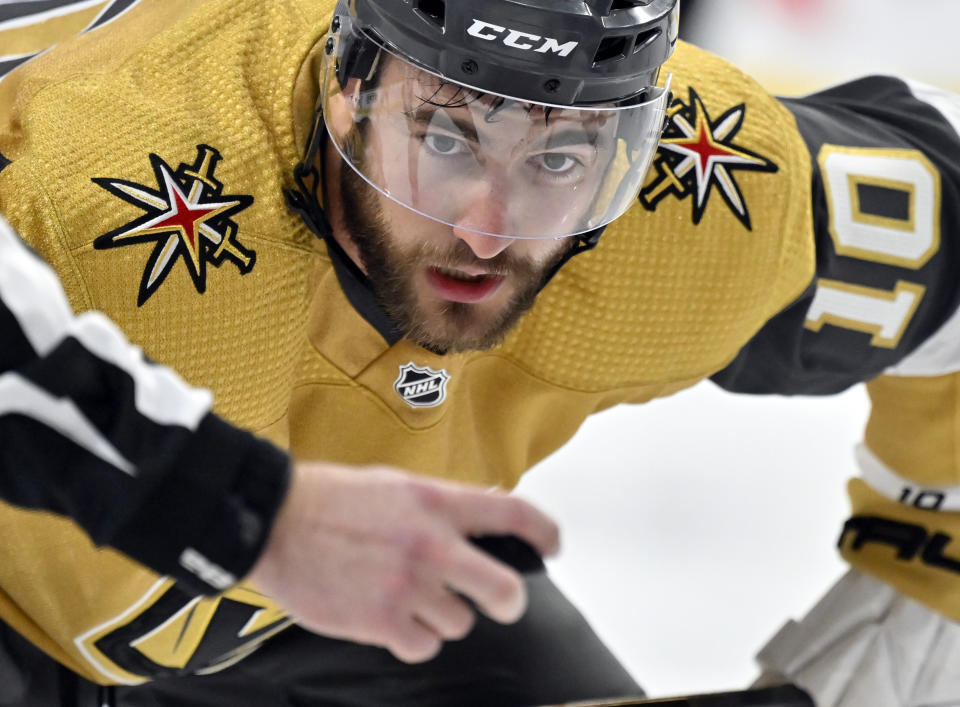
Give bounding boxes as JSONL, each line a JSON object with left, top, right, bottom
{"left": 339, "top": 165, "right": 570, "bottom": 354}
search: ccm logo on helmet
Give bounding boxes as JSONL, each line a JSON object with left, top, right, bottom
{"left": 466, "top": 19, "right": 579, "bottom": 57}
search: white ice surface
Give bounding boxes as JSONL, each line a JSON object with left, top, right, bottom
{"left": 515, "top": 381, "right": 867, "bottom": 698}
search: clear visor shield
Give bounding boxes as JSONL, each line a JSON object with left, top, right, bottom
{"left": 321, "top": 24, "right": 670, "bottom": 239}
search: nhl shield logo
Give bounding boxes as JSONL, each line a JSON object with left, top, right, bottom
{"left": 394, "top": 362, "right": 450, "bottom": 408}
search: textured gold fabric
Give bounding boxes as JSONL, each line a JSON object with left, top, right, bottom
{"left": 0, "top": 0, "right": 815, "bottom": 684}
{"left": 865, "top": 374, "right": 960, "bottom": 487}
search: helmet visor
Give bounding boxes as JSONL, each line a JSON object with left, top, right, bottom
{"left": 321, "top": 22, "right": 670, "bottom": 240}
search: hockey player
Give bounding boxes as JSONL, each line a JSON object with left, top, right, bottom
{"left": 0, "top": 0, "right": 959, "bottom": 705}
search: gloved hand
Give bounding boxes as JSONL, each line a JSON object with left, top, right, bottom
{"left": 754, "top": 569, "right": 960, "bottom": 707}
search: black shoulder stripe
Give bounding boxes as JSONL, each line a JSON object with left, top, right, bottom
{"left": 0, "top": 1, "right": 91, "bottom": 23}
{"left": 0, "top": 0, "right": 141, "bottom": 82}
{"left": 0, "top": 54, "right": 35, "bottom": 80}
{"left": 86, "top": 0, "right": 140, "bottom": 31}
{"left": 0, "top": 0, "right": 139, "bottom": 35}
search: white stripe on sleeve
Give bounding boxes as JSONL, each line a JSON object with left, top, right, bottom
{"left": 907, "top": 79, "right": 960, "bottom": 139}
{"left": 0, "top": 215, "right": 74, "bottom": 354}
{"left": 856, "top": 443, "right": 960, "bottom": 512}
{"left": 70, "top": 311, "right": 212, "bottom": 429}
{"left": 0, "top": 215, "right": 211, "bottom": 430}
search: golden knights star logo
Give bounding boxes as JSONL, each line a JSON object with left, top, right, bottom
{"left": 93, "top": 145, "right": 255, "bottom": 306}
{"left": 640, "top": 88, "right": 777, "bottom": 230}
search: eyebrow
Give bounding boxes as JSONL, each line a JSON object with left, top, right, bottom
{"left": 408, "top": 108, "right": 605, "bottom": 150}
{"left": 409, "top": 109, "right": 480, "bottom": 144}
{"left": 536, "top": 128, "right": 605, "bottom": 151}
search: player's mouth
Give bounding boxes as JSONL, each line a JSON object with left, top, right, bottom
{"left": 426, "top": 265, "right": 505, "bottom": 303}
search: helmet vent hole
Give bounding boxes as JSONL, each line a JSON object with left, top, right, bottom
{"left": 593, "top": 36, "right": 629, "bottom": 66}
{"left": 609, "top": 0, "right": 649, "bottom": 11}
{"left": 633, "top": 28, "right": 662, "bottom": 53}
{"left": 414, "top": 0, "right": 446, "bottom": 30}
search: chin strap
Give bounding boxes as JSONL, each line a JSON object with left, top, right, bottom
{"left": 285, "top": 106, "right": 333, "bottom": 242}
{"left": 284, "top": 107, "right": 405, "bottom": 345}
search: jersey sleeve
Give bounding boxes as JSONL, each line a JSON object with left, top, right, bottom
{"left": 711, "top": 77, "right": 960, "bottom": 622}
{"left": 711, "top": 76, "right": 960, "bottom": 395}
{"left": 0, "top": 215, "right": 290, "bottom": 596}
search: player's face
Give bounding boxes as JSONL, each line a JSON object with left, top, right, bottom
{"left": 332, "top": 58, "right": 596, "bottom": 353}
{"left": 338, "top": 159, "right": 572, "bottom": 354}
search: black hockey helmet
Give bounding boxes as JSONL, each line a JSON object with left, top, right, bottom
{"left": 316, "top": 0, "right": 679, "bottom": 239}
{"left": 343, "top": 0, "right": 679, "bottom": 106}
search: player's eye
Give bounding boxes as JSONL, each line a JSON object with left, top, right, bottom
{"left": 539, "top": 153, "right": 579, "bottom": 173}
{"left": 423, "top": 133, "right": 468, "bottom": 156}
{"left": 528, "top": 151, "right": 586, "bottom": 185}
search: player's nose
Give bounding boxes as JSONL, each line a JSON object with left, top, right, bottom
{"left": 451, "top": 183, "right": 516, "bottom": 259}
{"left": 453, "top": 227, "right": 516, "bottom": 260}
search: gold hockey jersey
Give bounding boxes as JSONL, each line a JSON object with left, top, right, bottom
{"left": 1, "top": 0, "right": 958, "bottom": 687}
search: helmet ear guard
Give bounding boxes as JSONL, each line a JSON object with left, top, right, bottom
{"left": 332, "top": 21, "right": 383, "bottom": 90}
